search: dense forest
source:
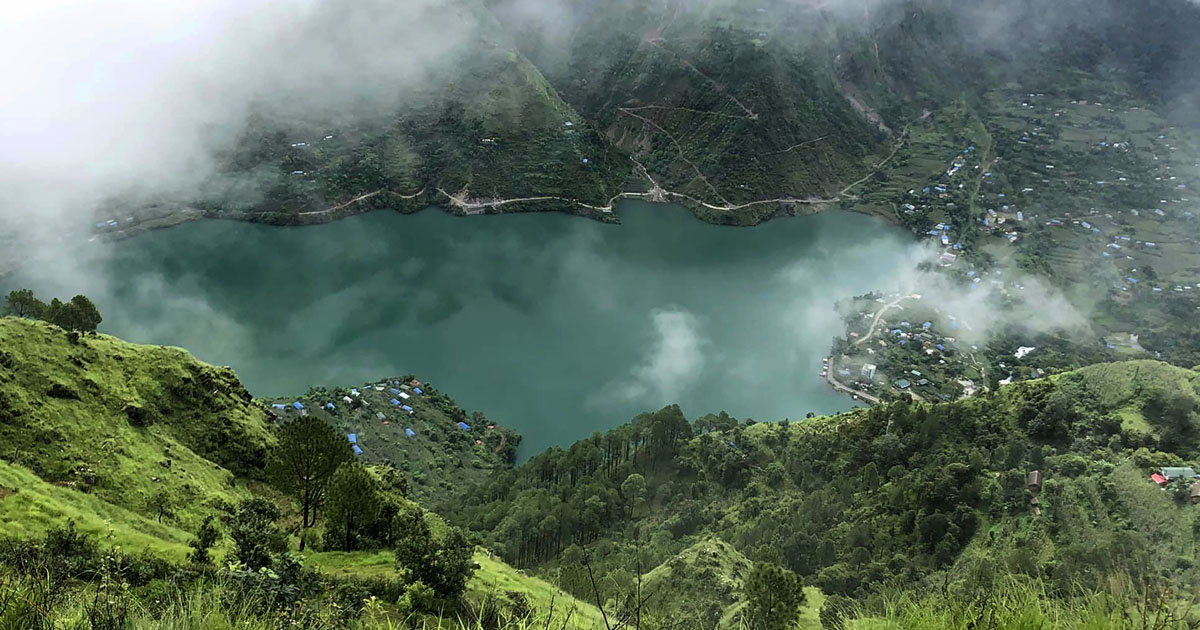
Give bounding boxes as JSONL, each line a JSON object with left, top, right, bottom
{"left": 445, "top": 361, "right": 1200, "bottom": 626}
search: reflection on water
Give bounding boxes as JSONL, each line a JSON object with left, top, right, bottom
{"left": 6, "top": 203, "right": 918, "bottom": 455}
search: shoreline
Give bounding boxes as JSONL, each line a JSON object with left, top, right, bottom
{"left": 89, "top": 187, "right": 894, "bottom": 246}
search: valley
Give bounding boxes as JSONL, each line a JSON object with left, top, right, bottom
{"left": 4, "top": 0, "right": 1200, "bottom": 627}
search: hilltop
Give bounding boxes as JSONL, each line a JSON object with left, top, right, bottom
{"left": 261, "top": 378, "right": 520, "bottom": 503}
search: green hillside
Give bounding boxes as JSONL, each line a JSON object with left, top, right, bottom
{"left": 449, "top": 362, "right": 1200, "bottom": 626}
{"left": 495, "top": 0, "right": 888, "bottom": 208}
{"left": 0, "top": 318, "right": 269, "bottom": 543}
{"left": 638, "top": 537, "right": 827, "bottom": 629}
{"left": 0, "top": 317, "right": 604, "bottom": 628}
{"left": 2, "top": 317, "right": 1200, "bottom": 626}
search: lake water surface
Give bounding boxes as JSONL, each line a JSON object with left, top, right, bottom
{"left": 10, "top": 203, "right": 919, "bottom": 455}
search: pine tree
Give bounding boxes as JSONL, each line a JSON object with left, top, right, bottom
{"left": 324, "top": 461, "right": 382, "bottom": 551}
{"left": 3, "top": 289, "right": 46, "bottom": 318}
{"left": 267, "top": 415, "right": 353, "bottom": 550}
{"left": 744, "top": 562, "right": 806, "bottom": 630}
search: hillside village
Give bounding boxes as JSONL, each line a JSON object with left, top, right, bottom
{"left": 262, "top": 376, "right": 520, "bottom": 501}
{"left": 827, "top": 83, "right": 1200, "bottom": 402}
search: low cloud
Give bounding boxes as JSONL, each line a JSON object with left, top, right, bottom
{"left": 0, "top": 0, "right": 477, "bottom": 251}
{"left": 612, "top": 308, "right": 707, "bottom": 404}
{"left": 852, "top": 242, "right": 1091, "bottom": 347}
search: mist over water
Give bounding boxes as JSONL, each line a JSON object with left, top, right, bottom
{"left": 6, "top": 204, "right": 916, "bottom": 455}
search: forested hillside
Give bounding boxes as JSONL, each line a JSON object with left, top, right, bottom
{"left": 447, "top": 360, "right": 1200, "bottom": 627}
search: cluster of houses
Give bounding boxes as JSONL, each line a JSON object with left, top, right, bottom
{"left": 887, "top": 319, "right": 956, "bottom": 361}
{"left": 1027, "top": 468, "right": 1200, "bottom": 511}
{"left": 268, "top": 378, "right": 434, "bottom": 457}
{"left": 268, "top": 377, "right": 493, "bottom": 459}
{"left": 1150, "top": 466, "right": 1200, "bottom": 503}
{"left": 839, "top": 296, "right": 974, "bottom": 398}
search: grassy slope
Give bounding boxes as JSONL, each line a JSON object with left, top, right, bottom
{"left": 641, "top": 536, "right": 826, "bottom": 629}
{"left": 0, "top": 460, "right": 194, "bottom": 560}
{"left": 0, "top": 317, "right": 269, "bottom": 539}
{"left": 309, "top": 505, "right": 606, "bottom": 628}
{"left": 0, "top": 317, "right": 595, "bottom": 625}
{"left": 309, "top": 550, "right": 608, "bottom": 629}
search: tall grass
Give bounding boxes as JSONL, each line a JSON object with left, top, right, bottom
{"left": 847, "top": 577, "right": 1198, "bottom": 630}
{"left": 5, "top": 565, "right": 1198, "bottom": 629}
{"left": 0, "top": 572, "right": 591, "bottom": 630}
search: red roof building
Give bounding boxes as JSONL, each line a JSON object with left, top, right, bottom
{"left": 1151, "top": 473, "right": 1168, "bottom": 487}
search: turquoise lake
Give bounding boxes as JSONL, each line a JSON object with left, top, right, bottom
{"left": 9, "top": 202, "right": 919, "bottom": 455}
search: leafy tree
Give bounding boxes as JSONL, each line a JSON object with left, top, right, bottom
{"left": 394, "top": 509, "right": 476, "bottom": 601}
{"left": 146, "top": 487, "right": 176, "bottom": 523}
{"left": 3, "top": 289, "right": 46, "bottom": 318}
{"left": 188, "top": 516, "right": 221, "bottom": 566}
{"left": 268, "top": 415, "right": 353, "bottom": 550}
{"left": 1026, "top": 392, "right": 1076, "bottom": 440}
{"left": 1142, "top": 387, "right": 1199, "bottom": 451}
{"left": 227, "top": 497, "right": 286, "bottom": 570}
{"left": 743, "top": 562, "right": 806, "bottom": 630}
{"left": 323, "top": 461, "right": 382, "bottom": 551}
{"left": 621, "top": 473, "right": 647, "bottom": 518}
{"left": 43, "top": 295, "right": 103, "bottom": 333}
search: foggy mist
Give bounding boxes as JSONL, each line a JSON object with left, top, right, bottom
{"left": 0, "top": 0, "right": 477, "bottom": 236}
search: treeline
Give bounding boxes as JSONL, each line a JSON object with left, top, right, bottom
{"left": 460, "top": 405, "right": 695, "bottom": 566}
{"left": 3, "top": 288, "right": 102, "bottom": 333}
{"left": 445, "top": 362, "right": 1200, "bottom": 614}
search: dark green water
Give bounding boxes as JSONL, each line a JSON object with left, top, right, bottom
{"left": 10, "top": 203, "right": 918, "bottom": 455}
